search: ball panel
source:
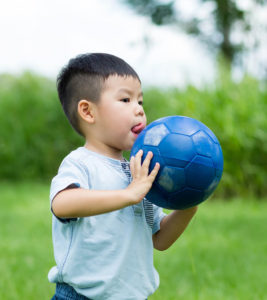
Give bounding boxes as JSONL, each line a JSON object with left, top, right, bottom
{"left": 163, "top": 157, "right": 189, "bottom": 168}
{"left": 159, "top": 133, "right": 196, "bottom": 163}
{"left": 185, "top": 155, "right": 215, "bottom": 190}
{"left": 140, "top": 145, "right": 161, "bottom": 157}
{"left": 146, "top": 185, "right": 171, "bottom": 209}
{"left": 157, "top": 166, "right": 186, "bottom": 193}
{"left": 212, "top": 144, "right": 224, "bottom": 170}
{"left": 204, "top": 173, "right": 222, "bottom": 199}
{"left": 170, "top": 188, "right": 205, "bottom": 209}
{"left": 192, "top": 130, "right": 215, "bottom": 158}
{"left": 202, "top": 126, "right": 220, "bottom": 144}
{"left": 144, "top": 124, "right": 169, "bottom": 146}
{"left": 164, "top": 116, "right": 201, "bottom": 135}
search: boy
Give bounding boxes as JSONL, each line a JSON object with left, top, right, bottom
{"left": 49, "top": 53, "right": 197, "bottom": 300}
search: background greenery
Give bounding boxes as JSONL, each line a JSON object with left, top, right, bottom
{"left": 0, "top": 71, "right": 266, "bottom": 197}
{"left": 1, "top": 182, "right": 266, "bottom": 299}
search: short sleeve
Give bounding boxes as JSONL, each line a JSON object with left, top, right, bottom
{"left": 152, "top": 205, "right": 167, "bottom": 234}
{"left": 50, "top": 157, "right": 89, "bottom": 204}
{"left": 50, "top": 157, "right": 89, "bottom": 223}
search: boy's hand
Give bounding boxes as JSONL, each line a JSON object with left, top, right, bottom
{"left": 126, "top": 150, "right": 160, "bottom": 204}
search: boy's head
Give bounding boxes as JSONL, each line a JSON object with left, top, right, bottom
{"left": 57, "top": 53, "right": 141, "bottom": 136}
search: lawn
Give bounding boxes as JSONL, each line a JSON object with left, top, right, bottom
{"left": 1, "top": 181, "right": 266, "bottom": 300}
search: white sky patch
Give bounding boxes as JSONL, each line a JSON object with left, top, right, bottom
{"left": 0, "top": 0, "right": 265, "bottom": 86}
{"left": 0, "top": 0, "right": 215, "bottom": 87}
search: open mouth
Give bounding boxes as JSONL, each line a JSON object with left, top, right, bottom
{"left": 131, "top": 123, "right": 145, "bottom": 135}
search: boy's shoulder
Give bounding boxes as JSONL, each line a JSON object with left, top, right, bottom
{"left": 65, "top": 147, "right": 89, "bottom": 162}
{"left": 56, "top": 147, "right": 129, "bottom": 190}
{"left": 62, "top": 147, "right": 120, "bottom": 170}
{"left": 61, "top": 147, "right": 98, "bottom": 169}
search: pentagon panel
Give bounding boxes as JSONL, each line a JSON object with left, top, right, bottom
{"left": 185, "top": 155, "right": 215, "bottom": 189}
{"left": 157, "top": 166, "right": 186, "bottom": 193}
{"left": 159, "top": 133, "right": 196, "bottom": 164}
{"left": 163, "top": 157, "right": 189, "bottom": 168}
{"left": 164, "top": 116, "right": 201, "bottom": 135}
{"left": 203, "top": 127, "right": 220, "bottom": 144}
{"left": 170, "top": 188, "right": 205, "bottom": 209}
{"left": 192, "top": 130, "right": 215, "bottom": 158}
{"left": 146, "top": 185, "right": 171, "bottom": 209}
{"left": 144, "top": 124, "right": 169, "bottom": 146}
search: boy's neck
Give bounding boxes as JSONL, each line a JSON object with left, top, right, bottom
{"left": 84, "top": 141, "right": 124, "bottom": 161}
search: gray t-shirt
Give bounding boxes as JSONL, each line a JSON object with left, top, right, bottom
{"left": 48, "top": 147, "right": 166, "bottom": 300}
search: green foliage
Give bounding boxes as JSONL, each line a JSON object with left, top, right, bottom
{"left": 0, "top": 71, "right": 266, "bottom": 197}
{"left": 0, "top": 72, "right": 83, "bottom": 180}
{"left": 1, "top": 182, "right": 267, "bottom": 299}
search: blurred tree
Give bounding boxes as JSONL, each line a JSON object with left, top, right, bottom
{"left": 121, "top": 0, "right": 267, "bottom": 70}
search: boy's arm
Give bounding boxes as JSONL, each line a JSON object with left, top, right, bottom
{"left": 53, "top": 188, "right": 136, "bottom": 218}
{"left": 52, "top": 150, "right": 160, "bottom": 218}
{"left": 152, "top": 206, "right": 197, "bottom": 251}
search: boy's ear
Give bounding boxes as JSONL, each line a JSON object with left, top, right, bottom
{"left": 77, "top": 100, "right": 96, "bottom": 124}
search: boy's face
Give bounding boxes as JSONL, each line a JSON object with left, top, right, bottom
{"left": 91, "top": 75, "right": 146, "bottom": 157}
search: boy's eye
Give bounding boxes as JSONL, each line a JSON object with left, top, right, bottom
{"left": 138, "top": 100, "right": 143, "bottom": 106}
{"left": 121, "top": 98, "right": 130, "bottom": 103}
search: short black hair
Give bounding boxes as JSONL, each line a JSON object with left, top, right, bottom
{"left": 57, "top": 53, "right": 141, "bottom": 136}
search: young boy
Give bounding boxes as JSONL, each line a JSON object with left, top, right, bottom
{"left": 49, "top": 53, "right": 197, "bottom": 300}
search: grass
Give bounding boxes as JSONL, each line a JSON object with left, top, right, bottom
{"left": 152, "top": 200, "right": 267, "bottom": 300}
{"left": 1, "top": 182, "right": 266, "bottom": 300}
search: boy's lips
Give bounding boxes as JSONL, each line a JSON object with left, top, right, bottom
{"left": 131, "top": 123, "right": 145, "bottom": 135}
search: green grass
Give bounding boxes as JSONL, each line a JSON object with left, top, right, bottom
{"left": 0, "top": 181, "right": 55, "bottom": 299}
{"left": 152, "top": 200, "right": 267, "bottom": 300}
{"left": 1, "top": 182, "right": 266, "bottom": 300}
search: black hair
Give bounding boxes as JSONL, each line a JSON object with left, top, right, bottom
{"left": 57, "top": 53, "right": 141, "bottom": 136}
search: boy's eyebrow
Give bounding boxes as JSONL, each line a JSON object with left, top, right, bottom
{"left": 117, "top": 88, "right": 143, "bottom": 97}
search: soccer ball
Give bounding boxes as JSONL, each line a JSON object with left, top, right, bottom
{"left": 130, "top": 116, "right": 223, "bottom": 209}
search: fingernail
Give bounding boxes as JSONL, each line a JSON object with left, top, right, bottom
{"left": 147, "top": 151, "right": 153, "bottom": 157}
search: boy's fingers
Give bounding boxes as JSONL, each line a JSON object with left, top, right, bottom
{"left": 141, "top": 151, "right": 153, "bottom": 172}
{"left": 149, "top": 162, "right": 160, "bottom": 181}
{"left": 134, "top": 150, "right": 143, "bottom": 175}
{"left": 130, "top": 156, "right": 135, "bottom": 175}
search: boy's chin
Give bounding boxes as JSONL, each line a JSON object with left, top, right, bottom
{"left": 120, "top": 138, "right": 135, "bottom": 152}
{"left": 123, "top": 144, "right": 133, "bottom": 152}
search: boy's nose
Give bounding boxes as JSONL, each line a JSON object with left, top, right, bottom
{"left": 134, "top": 104, "right": 144, "bottom": 116}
